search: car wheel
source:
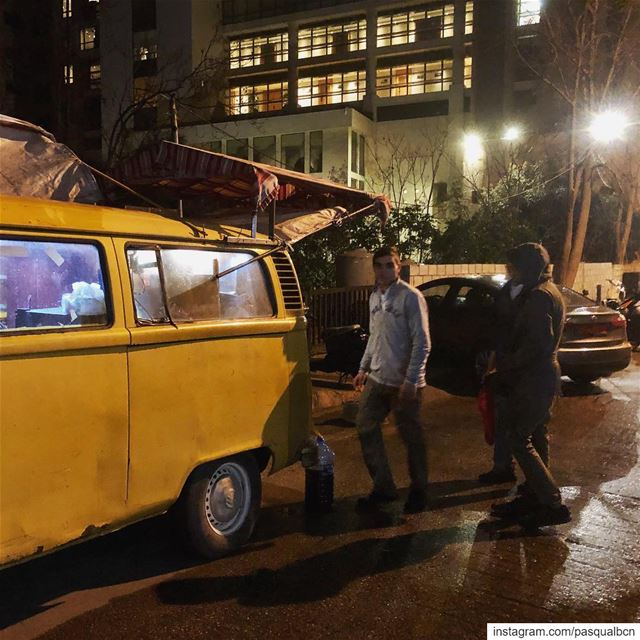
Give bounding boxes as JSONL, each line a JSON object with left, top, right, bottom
{"left": 182, "top": 454, "right": 261, "bottom": 559}
{"left": 569, "top": 375, "right": 599, "bottom": 384}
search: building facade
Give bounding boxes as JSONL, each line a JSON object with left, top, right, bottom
{"left": 4, "top": 0, "right": 544, "bottom": 206}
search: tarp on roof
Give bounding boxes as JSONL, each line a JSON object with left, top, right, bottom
{"left": 204, "top": 205, "right": 350, "bottom": 244}
{"left": 112, "top": 140, "right": 390, "bottom": 243}
{"left": 0, "top": 114, "right": 102, "bottom": 203}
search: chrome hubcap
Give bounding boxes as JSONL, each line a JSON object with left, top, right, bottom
{"left": 204, "top": 463, "right": 250, "bottom": 535}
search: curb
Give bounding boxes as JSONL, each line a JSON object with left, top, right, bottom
{"left": 311, "top": 377, "right": 359, "bottom": 421}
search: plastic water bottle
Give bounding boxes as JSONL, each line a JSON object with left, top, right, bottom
{"left": 304, "top": 435, "right": 335, "bottom": 512}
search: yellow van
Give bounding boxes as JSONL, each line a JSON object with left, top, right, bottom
{"left": 0, "top": 195, "right": 311, "bottom": 566}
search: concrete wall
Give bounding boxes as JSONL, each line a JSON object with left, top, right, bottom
{"left": 408, "top": 261, "right": 640, "bottom": 299}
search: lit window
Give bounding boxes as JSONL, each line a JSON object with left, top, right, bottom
{"left": 62, "top": 0, "right": 72, "bottom": 18}
{"left": 298, "top": 70, "right": 366, "bottom": 107}
{"left": 80, "top": 27, "right": 96, "bottom": 50}
{"left": 298, "top": 19, "right": 366, "bottom": 60}
{"left": 227, "top": 82, "right": 288, "bottom": 115}
{"left": 64, "top": 64, "right": 74, "bottom": 85}
{"left": 464, "top": 56, "right": 472, "bottom": 88}
{"left": 377, "top": 5, "right": 454, "bottom": 48}
{"left": 90, "top": 64, "right": 101, "bottom": 89}
{"left": 133, "top": 31, "right": 158, "bottom": 74}
{"left": 134, "top": 43, "right": 158, "bottom": 61}
{"left": 465, "top": 1, "right": 474, "bottom": 34}
{"left": 518, "top": 0, "right": 541, "bottom": 26}
{"left": 376, "top": 59, "right": 453, "bottom": 97}
{"left": 229, "top": 32, "right": 288, "bottom": 69}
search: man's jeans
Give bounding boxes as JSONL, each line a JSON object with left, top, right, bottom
{"left": 504, "top": 391, "right": 560, "bottom": 507}
{"left": 356, "top": 378, "right": 428, "bottom": 496}
{"left": 493, "top": 393, "right": 514, "bottom": 470}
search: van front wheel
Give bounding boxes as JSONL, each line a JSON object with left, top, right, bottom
{"left": 183, "top": 454, "right": 261, "bottom": 559}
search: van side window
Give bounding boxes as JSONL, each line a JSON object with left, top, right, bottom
{"left": 0, "top": 238, "right": 108, "bottom": 331}
{"left": 127, "top": 249, "right": 169, "bottom": 323}
{"left": 160, "top": 248, "right": 274, "bottom": 322}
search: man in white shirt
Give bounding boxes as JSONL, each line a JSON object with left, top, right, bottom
{"left": 353, "top": 246, "right": 431, "bottom": 513}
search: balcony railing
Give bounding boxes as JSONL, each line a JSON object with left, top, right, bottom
{"left": 306, "top": 285, "right": 372, "bottom": 352}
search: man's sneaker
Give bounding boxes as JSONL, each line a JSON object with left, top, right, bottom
{"left": 478, "top": 467, "right": 517, "bottom": 484}
{"left": 519, "top": 504, "right": 572, "bottom": 529}
{"left": 490, "top": 495, "right": 537, "bottom": 519}
{"left": 355, "top": 490, "right": 398, "bottom": 511}
{"left": 404, "top": 488, "right": 429, "bottom": 514}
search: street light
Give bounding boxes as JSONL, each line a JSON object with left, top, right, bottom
{"left": 463, "top": 132, "right": 483, "bottom": 164}
{"left": 588, "top": 110, "right": 630, "bottom": 142}
{"left": 502, "top": 125, "right": 522, "bottom": 142}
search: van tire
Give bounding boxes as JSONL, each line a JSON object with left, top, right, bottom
{"left": 182, "top": 454, "right": 261, "bottom": 559}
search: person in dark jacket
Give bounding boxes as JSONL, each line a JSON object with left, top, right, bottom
{"left": 489, "top": 243, "right": 572, "bottom": 528}
{"left": 477, "top": 278, "right": 524, "bottom": 484}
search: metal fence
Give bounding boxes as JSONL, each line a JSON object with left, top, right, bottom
{"left": 307, "top": 285, "right": 373, "bottom": 352}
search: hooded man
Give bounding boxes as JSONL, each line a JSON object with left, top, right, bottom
{"left": 489, "top": 242, "right": 572, "bottom": 528}
{"left": 477, "top": 276, "right": 524, "bottom": 484}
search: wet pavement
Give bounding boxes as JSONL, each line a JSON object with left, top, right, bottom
{"left": 2, "top": 353, "right": 639, "bottom": 639}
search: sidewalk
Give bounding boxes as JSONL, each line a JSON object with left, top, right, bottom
{"left": 311, "top": 372, "right": 359, "bottom": 422}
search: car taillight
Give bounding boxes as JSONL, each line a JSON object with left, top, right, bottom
{"left": 610, "top": 314, "right": 627, "bottom": 328}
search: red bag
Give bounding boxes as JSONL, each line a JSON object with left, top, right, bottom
{"left": 477, "top": 384, "right": 495, "bottom": 445}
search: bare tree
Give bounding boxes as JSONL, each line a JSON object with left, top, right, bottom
{"left": 519, "top": 0, "right": 640, "bottom": 286}
{"left": 598, "top": 141, "right": 640, "bottom": 264}
{"left": 104, "top": 37, "right": 227, "bottom": 169}
{"left": 365, "top": 125, "right": 449, "bottom": 213}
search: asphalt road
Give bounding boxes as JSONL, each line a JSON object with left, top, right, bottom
{"left": 2, "top": 353, "right": 639, "bottom": 639}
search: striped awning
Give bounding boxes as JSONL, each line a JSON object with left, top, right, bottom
{"left": 113, "top": 140, "right": 390, "bottom": 219}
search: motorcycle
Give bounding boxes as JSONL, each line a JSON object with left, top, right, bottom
{"left": 618, "top": 293, "right": 640, "bottom": 350}
{"left": 604, "top": 279, "right": 626, "bottom": 310}
{"left": 309, "top": 324, "right": 368, "bottom": 382}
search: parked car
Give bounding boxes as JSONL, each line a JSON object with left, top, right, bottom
{"left": 619, "top": 293, "right": 640, "bottom": 350}
{"left": 418, "top": 276, "right": 632, "bottom": 393}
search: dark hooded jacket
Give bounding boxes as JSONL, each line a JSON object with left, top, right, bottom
{"left": 495, "top": 243, "right": 565, "bottom": 396}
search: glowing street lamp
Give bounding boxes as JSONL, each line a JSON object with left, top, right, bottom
{"left": 588, "top": 110, "right": 630, "bottom": 142}
{"left": 463, "top": 132, "right": 483, "bottom": 164}
{"left": 502, "top": 125, "right": 522, "bottom": 142}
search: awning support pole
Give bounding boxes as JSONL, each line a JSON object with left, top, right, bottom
{"left": 251, "top": 208, "right": 258, "bottom": 238}
{"left": 169, "top": 94, "right": 184, "bottom": 219}
{"left": 269, "top": 200, "right": 276, "bottom": 239}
